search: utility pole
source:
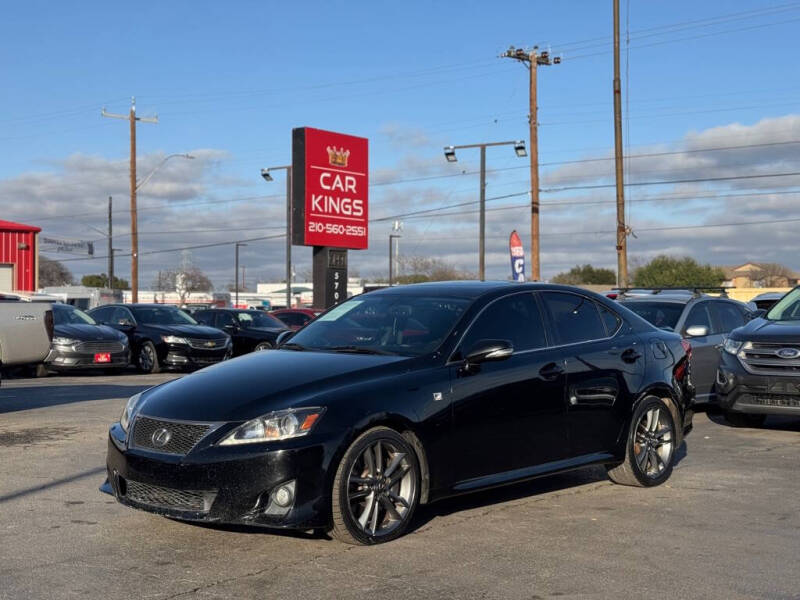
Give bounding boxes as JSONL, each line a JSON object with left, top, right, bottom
{"left": 102, "top": 97, "right": 158, "bottom": 303}
{"left": 503, "top": 47, "right": 560, "bottom": 281}
{"left": 107, "top": 196, "right": 113, "bottom": 290}
{"left": 613, "top": 0, "right": 628, "bottom": 288}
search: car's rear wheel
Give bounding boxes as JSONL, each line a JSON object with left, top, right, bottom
{"left": 254, "top": 342, "right": 272, "bottom": 351}
{"left": 724, "top": 411, "right": 766, "bottom": 428}
{"left": 137, "top": 341, "right": 160, "bottom": 374}
{"left": 607, "top": 396, "right": 675, "bottom": 487}
{"left": 330, "top": 427, "right": 419, "bottom": 545}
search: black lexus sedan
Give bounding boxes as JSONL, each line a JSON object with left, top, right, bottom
{"left": 193, "top": 309, "right": 290, "bottom": 355}
{"left": 88, "top": 304, "right": 232, "bottom": 373}
{"left": 101, "top": 282, "right": 694, "bottom": 545}
{"left": 44, "top": 303, "right": 129, "bottom": 372}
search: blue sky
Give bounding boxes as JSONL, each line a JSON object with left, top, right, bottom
{"left": 2, "top": 0, "right": 800, "bottom": 286}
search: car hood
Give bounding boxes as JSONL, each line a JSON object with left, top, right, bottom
{"left": 734, "top": 318, "right": 800, "bottom": 343}
{"left": 137, "top": 349, "right": 409, "bottom": 422}
{"left": 55, "top": 323, "right": 125, "bottom": 341}
{"left": 143, "top": 324, "right": 225, "bottom": 338}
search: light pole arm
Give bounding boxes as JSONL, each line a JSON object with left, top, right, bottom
{"left": 136, "top": 153, "right": 194, "bottom": 191}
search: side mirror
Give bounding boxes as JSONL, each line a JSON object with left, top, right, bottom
{"left": 750, "top": 309, "right": 767, "bottom": 320}
{"left": 224, "top": 323, "right": 239, "bottom": 332}
{"left": 684, "top": 325, "right": 709, "bottom": 338}
{"left": 465, "top": 339, "right": 514, "bottom": 365}
{"left": 276, "top": 330, "right": 294, "bottom": 347}
{"left": 118, "top": 319, "right": 134, "bottom": 328}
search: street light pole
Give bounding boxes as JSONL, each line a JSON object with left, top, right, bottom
{"left": 260, "top": 166, "right": 292, "bottom": 309}
{"left": 443, "top": 140, "right": 527, "bottom": 281}
{"left": 235, "top": 242, "right": 247, "bottom": 307}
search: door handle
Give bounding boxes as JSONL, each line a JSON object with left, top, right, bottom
{"left": 539, "top": 362, "right": 564, "bottom": 380}
{"left": 621, "top": 348, "right": 641, "bottom": 363}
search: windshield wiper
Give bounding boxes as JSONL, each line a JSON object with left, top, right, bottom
{"left": 281, "top": 342, "right": 308, "bottom": 351}
{"left": 327, "top": 345, "right": 396, "bottom": 356}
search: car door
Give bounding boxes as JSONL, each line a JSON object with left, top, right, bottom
{"left": 449, "top": 292, "right": 569, "bottom": 487}
{"left": 541, "top": 291, "right": 645, "bottom": 458}
{"left": 681, "top": 301, "right": 718, "bottom": 399}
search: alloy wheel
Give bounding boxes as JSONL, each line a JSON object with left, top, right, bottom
{"left": 346, "top": 439, "right": 416, "bottom": 537}
{"left": 139, "top": 346, "right": 154, "bottom": 371}
{"left": 633, "top": 406, "right": 673, "bottom": 478}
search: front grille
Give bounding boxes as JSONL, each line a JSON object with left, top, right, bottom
{"left": 739, "top": 342, "right": 800, "bottom": 375}
{"left": 738, "top": 394, "right": 800, "bottom": 409}
{"left": 124, "top": 480, "right": 214, "bottom": 512}
{"left": 75, "top": 340, "right": 125, "bottom": 353}
{"left": 131, "top": 416, "right": 211, "bottom": 455}
{"left": 187, "top": 337, "right": 228, "bottom": 350}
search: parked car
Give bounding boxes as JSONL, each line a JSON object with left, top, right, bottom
{"left": 44, "top": 303, "right": 129, "bottom": 372}
{"left": 749, "top": 291, "right": 785, "bottom": 312}
{"left": 87, "top": 304, "right": 231, "bottom": 373}
{"left": 0, "top": 296, "right": 53, "bottom": 384}
{"left": 717, "top": 285, "right": 800, "bottom": 427}
{"left": 617, "top": 290, "right": 753, "bottom": 406}
{"left": 101, "top": 282, "right": 693, "bottom": 545}
{"left": 193, "top": 309, "right": 290, "bottom": 355}
{"left": 270, "top": 308, "right": 322, "bottom": 331}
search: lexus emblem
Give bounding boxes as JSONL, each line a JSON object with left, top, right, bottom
{"left": 777, "top": 348, "right": 800, "bottom": 359}
{"left": 151, "top": 428, "right": 171, "bottom": 448}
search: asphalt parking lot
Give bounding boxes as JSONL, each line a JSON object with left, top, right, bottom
{"left": 1, "top": 373, "right": 799, "bottom": 600}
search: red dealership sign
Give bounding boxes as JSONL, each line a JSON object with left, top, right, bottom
{"left": 291, "top": 127, "right": 369, "bottom": 249}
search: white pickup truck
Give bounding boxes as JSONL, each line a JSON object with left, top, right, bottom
{"left": 0, "top": 294, "right": 54, "bottom": 384}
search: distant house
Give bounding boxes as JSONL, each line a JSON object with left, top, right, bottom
{"left": 721, "top": 262, "right": 800, "bottom": 288}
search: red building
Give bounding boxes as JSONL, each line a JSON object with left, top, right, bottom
{"left": 0, "top": 219, "right": 41, "bottom": 292}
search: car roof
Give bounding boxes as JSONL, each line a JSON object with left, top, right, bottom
{"left": 365, "top": 280, "right": 603, "bottom": 300}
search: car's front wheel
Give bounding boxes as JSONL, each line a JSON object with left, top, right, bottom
{"left": 330, "top": 427, "right": 420, "bottom": 545}
{"left": 137, "top": 341, "right": 161, "bottom": 374}
{"left": 607, "top": 396, "right": 676, "bottom": 487}
{"left": 254, "top": 342, "right": 272, "bottom": 351}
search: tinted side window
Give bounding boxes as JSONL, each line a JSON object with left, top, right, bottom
{"left": 194, "top": 310, "right": 214, "bottom": 326}
{"left": 713, "top": 302, "right": 746, "bottom": 334}
{"left": 684, "top": 303, "right": 712, "bottom": 332}
{"left": 598, "top": 304, "right": 622, "bottom": 336}
{"left": 90, "top": 306, "right": 112, "bottom": 323}
{"left": 461, "top": 293, "right": 546, "bottom": 353}
{"left": 542, "top": 292, "right": 606, "bottom": 345}
{"left": 110, "top": 307, "right": 134, "bottom": 324}
{"left": 278, "top": 313, "right": 304, "bottom": 327}
{"left": 216, "top": 312, "right": 237, "bottom": 328}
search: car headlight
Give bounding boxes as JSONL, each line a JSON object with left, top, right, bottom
{"left": 219, "top": 408, "right": 325, "bottom": 446}
{"left": 52, "top": 336, "right": 79, "bottom": 346}
{"left": 162, "top": 335, "right": 188, "bottom": 345}
{"left": 722, "top": 338, "right": 748, "bottom": 355}
{"left": 120, "top": 392, "right": 143, "bottom": 433}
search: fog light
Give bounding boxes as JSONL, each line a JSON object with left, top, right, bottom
{"left": 274, "top": 484, "right": 294, "bottom": 508}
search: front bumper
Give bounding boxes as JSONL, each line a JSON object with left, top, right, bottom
{"left": 162, "top": 344, "right": 231, "bottom": 369}
{"left": 102, "top": 423, "right": 332, "bottom": 529}
{"left": 716, "top": 352, "right": 800, "bottom": 415}
{"left": 45, "top": 347, "right": 129, "bottom": 370}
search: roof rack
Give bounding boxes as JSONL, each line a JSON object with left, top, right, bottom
{"left": 614, "top": 287, "right": 729, "bottom": 299}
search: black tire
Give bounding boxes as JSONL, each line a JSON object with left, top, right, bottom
{"left": 254, "top": 342, "right": 273, "bottom": 351}
{"left": 137, "top": 341, "right": 161, "bottom": 374}
{"left": 607, "top": 396, "right": 676, "bottom": 487}
{"left": 724, "top": 411, "right": 766, "bottom": 428}
{"left": 330, "top": 427, "right": 420, "bottom": 545}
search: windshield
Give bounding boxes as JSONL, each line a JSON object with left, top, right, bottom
{"left": 288, "top": 294, "right": 472, "bottom": 356}
{"left": 236, "top": 311, "right": 285, "bottom": 328}
{"left": 766, "top": 288, "right": 800, "bottom": 321}
{"left": 620, "top": 301, "right": 684, "bottom": 330}
{"left": 130, "top": 306, "right": 198, "bottom": 325}
{"left": 53, "top": 305, "right": 96, "bottom": 326}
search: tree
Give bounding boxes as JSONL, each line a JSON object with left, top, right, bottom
{"left": 632, "top": 255, "right": 725, "bottom": 288}
{"left": 395, "top": 256, "right": 475, "bottom": 284}
{"left": 552, "top": 264, "right": 616, "bottom": 285}
{"left": 80, "top": 273, "right": 130, "bottom": 289}
{"left": 151, "top": 266, "right": 213, "bottom": 304}
{"left": 39, "top": 257, "right": 73, "bottom": 287}
{"left": 749, "top": 263, "right": 795, "bottom": 287}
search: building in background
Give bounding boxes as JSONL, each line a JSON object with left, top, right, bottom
{"left": 0, "top": 219, "right": 40, "bottom": 292}
{"left": 721, "top": 263, "right": 800, "bottom": 288}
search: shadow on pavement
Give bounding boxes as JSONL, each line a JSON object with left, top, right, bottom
{"left": 707, "top": 412, "right": 800, "bottom": 432}
{"left": 0, "top": 384, "right": 156, "bottom": 414}
{"left": 0, "top": 465, "right": 106, "bottom": 504}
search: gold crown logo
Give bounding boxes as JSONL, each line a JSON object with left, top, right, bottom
{"left": 326, "top": 145, "right": 350, "bottom": 167}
